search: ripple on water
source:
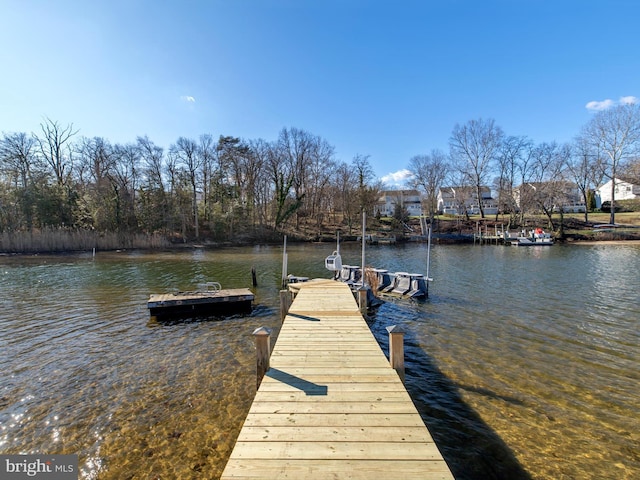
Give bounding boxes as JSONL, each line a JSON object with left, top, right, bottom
{"left": 1, "top": 246, "right": 639, "bottom": 479}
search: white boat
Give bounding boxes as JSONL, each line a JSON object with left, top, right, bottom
{"left": 505, "top": 228, "right": 554, "bottom": 246}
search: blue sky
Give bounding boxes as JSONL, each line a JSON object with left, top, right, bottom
{"left": 1, "top": 0, "right": 638, "bottom": 185}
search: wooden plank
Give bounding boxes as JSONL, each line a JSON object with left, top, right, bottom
{"left": 259, "top": 374, "right": 403, "bottom": 384}
{"left": 257, "top": 382, "right": 408, "bottom": 393}
{"left": 220, "top": 281, "right": 453, "bottom": 480}
{"left": 252, "top": 390, "right": 415, "bottom": 403}
{"left": 247, "top": 401, "right": 420, "bottom": 414}
{"left": 271, "top": 347, "right": 382, "bottom": 354}
{"left": 256, "top": 367, "right": 400, "bottom": 377}
{"left": 228, "top": 440, "right": 444, "bottom": 460}
{"left": 148, "top": 288, "right": 254, "bottom": 305}
{"left": 241, "top": 413, "right": 428, "bottom": 428}
{"left": 236, "top": 426, "right": 436, "bottom": 442}
{"left": 287, "top": 310, "right": 361, "bottom": 316}
{"left": 221, "top": 460, "right": 453, "bottom": 480}
{"left": 269, "top": 357, "right": 391, "bottom": 368}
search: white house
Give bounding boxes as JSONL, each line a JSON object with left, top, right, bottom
{"left": 595, "top": 178, "right": 640, "bottom": 208}
{"left": 375, "top": 190, "right": 423, "bottom": 217}
{"left": 436, "top": 186, "right": 498, "bottom": 216}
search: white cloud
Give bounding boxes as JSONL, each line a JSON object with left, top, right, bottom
{"left": 180, "top": 95, "right": 196, "bottom": 103}
{"left": 380, "top": 169, "right": 413, "bottom": 187}
{"left": 585, "top": 99, "right": 615, "bottom": 111}
{"left": 586, "top": 96, "right": 637, "bottom": 111}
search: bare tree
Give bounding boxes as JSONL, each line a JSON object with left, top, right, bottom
{"left": 408, "top": 149, "right": 449, "bottom": 221}
{"left": 0, "top": 132, "right": 42, "bottom": 228}
{"left": 268, "top": 135, "right": 298, "bottom": 230}
{"left": 306, "top": 138, "right": 336, "bottom": 234}
{"left": 136, "top": 136, "right": 168, "bottom": 232}
{"left": 581, "top": 102, "right": 640, "bottom": 223}
{"left": 622, "top": 157, "right": 640, "bottom": 183}
{"left": 569, "top": 136, "right": 604, "bottom": 222}
{"left": 170, "top": 137, "right": 201, "bottom": 239}
{"left": 352, "top": 154, "right": 378, "bottom": 215}
{"left": 523, "top": 142, "right": 573, "bottom": 231}
{"left": 76, "top": 136, "right": 116, "bottom": 229}
{"left": 246, "top": 138, "right": 272, "bottom": 228}
{"left": 113, "top": 143, "right": 141, "bottom": 230}
{"left": 449, "top": 118, "right": 504, "bottom": 218}
{"left": 198, "top": 134, "right": 216, "bottom": 224}
{"left": 35, "top": 118, "right": 78, "bottom": 186}
{"left": 332, "top": 161, "right": 358, "bottom": 234}
{"left": 137, "top": 136, "right": 165, "bottom": 192}
{"left": 495, "top": 136, "right": 531, "bottom": 224}
{"left": 0, "top": 132, "right": 39, "bottom": 189}
{"left": 277, "top": 127, "right": 316, "bottom": 228}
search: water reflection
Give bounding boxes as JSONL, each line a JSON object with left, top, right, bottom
{"left": 0, "top": 243, "right": 639, "bottom": 479}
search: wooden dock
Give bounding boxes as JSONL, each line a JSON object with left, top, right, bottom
{"left": 147, "top": 287, "right": 254, "bottom": 318}
{"left": 221, "top": 280, "right": 453, "bottom": 479}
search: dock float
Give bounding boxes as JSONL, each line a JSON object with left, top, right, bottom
{"left": 147, "top": 286, "right": 254, "bottom": 318}
{"left": 221, "top": 280, "right": 453, "bottom": 479}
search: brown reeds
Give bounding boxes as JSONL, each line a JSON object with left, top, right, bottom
{"left": 0, "top": 228, "right": 171, "bottom": 253}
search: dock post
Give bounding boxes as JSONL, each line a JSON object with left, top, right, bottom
{"left": 357, "top": 285, "right": 368, "bottom": 314}
{"left": 386, "top": 325, "right": 405, "bottom": 383}
{"left": 279, "top": 289, "right": 292, "bottom": 322}
{"left": 253, "top": 326, "right": 271, "bottom": 389}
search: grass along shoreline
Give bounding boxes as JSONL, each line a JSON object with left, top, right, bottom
{"left": 2, "top": 213, "right": 640, "bottom": 254}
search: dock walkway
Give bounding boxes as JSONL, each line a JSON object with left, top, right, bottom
{"left": 221, "top": 280, "right": 453, "bottom": 479}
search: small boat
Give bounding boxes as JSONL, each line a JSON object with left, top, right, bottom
{"left": 505, "top": 228, "right": 554, "bottom": 246}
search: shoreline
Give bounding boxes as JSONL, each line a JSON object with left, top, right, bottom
{"left": 566, "top": 239, "right": 640, "bottom": 246}
{"left": 3, "top": 238, "right": 640, "bottom": 256}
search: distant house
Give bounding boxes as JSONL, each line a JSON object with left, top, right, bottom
{"left": 375, "top": 190, "right": 423, "bottom": 217}
{"left": 514, "top": 182, "right": 586, "bottom": 213}
{"left": 595, "top": 178, "right": 640, "bottom": 208}
{"left": 436, "top": 186, "right": 498, "bottom": 216}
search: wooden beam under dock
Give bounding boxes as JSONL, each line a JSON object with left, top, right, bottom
{"left": 221, "top": 280, "right": 453, "bottom": 479}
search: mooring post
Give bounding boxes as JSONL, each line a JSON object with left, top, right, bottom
{"left": 253, "top": 326, "right": 271, "bottom": 389}
{"left": 357, "top": 285, "right": 368, "bottom": 314}
{"left": 386, "top": 325, "right": 405, "bottom": 383}
{"left": 251, "top": 266, "right": 257, "bottom": 287}
{"left": 279, "top": 289, "right": 292, "bottom": 322}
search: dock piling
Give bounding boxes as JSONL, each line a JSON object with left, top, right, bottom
{"left": 279, "top": 289, "right": 292, "bottom": 322}
{"left": 386, "top": 324, "right": 406, "bottom": 383}
{"left": 357, "top": 285, "right": 368, "bottom": 314}
{"left": 252, "top": 326, "right": 271, "bottom": 388}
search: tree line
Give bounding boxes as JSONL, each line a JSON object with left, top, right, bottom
{"left": 1, "top": 102, "right": 639, "bottom": 247}
{"left": 0, "top": 121, "right": 381, "bottom": 243}
{"left": 409, "top": 102, "right": 640, "bottom": 228}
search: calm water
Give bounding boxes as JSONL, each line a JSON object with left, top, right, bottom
{"left": 0, "top": 243, "right": 638, "bottom": 479}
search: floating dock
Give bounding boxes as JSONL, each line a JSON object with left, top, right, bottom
{"left": 221, "top": 280, "right": 453, "bottom": 479}
{"left": 147, "top": 287, "right": 254, "bottom": 318}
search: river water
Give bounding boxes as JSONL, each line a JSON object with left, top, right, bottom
{"left": 0, "top": 242, "right": 638, "bottom": 479}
